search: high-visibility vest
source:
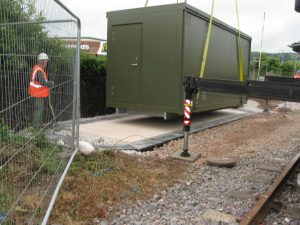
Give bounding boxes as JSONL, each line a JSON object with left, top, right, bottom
{"left": 28, "top": 65, "right": 49, "bottom": 98}
{"left": 294, "top": 70, "right": 300, "bottom": 78}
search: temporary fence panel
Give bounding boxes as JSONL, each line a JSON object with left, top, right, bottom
{"left": 0, "top": 0, "right": 80, "bottom": 224}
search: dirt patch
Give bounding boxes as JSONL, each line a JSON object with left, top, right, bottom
{"left": 193, "top": 113, "right": 290, "bottom": 157}
{"left": 49, "top": 151, "right": 187, "bottom": 225}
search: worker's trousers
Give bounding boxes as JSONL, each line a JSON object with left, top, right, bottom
{"left": 33, "top": 98, "right": 45, "bottom": 128}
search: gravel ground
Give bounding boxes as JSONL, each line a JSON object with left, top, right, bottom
{"left": 100, "top": 106, "right": 300, "bottom": 225}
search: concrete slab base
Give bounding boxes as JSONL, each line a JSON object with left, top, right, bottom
{"left": 79, "top": 106, "right": 258, "bottom": 151}
{"left": 170, "top": 150, "right": 201, "bottom": 162}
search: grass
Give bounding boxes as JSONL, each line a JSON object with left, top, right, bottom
{"left": 0, "top": 121, "right": 64, "bottom": 222}
{"left": 50, "top": 151, "right": 187, "bottom": 225}
{"left": 0, "top": 193, "right": 10, "bottom": 213}
{"left": 1, "top": 129, "right": 62, "bottom": 182}
{"left": 69, "top": 150, "right": 115, "bottom": 175}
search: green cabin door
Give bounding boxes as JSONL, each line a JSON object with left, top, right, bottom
{"left": 112, "top": 24, "right": 142, "bottom": 104}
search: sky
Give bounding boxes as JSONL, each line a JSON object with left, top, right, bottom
{"left": 59, "top": 0, "right": 300, "bottom": 53}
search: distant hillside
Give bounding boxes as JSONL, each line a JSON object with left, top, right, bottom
{"left": 251, "top": 52, "right": 298, "bottom": 62}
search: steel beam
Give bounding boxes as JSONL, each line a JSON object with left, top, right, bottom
{"left": 191, "top": 77, "right": 300, "bottom": 102}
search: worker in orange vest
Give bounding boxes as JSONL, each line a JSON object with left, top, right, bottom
{"left": 28, "top": 53, "right": 54, "bottom": 128}
{"left": 294, "top": 70, "right": 300, "bottom": 78}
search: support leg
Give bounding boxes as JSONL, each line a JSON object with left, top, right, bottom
{"left": 181, "top": 99, "right": 192, "bottom": 157}
{"left": 181, "top": 129, "right": 191, "bottom": 157}
{"left": 170, "top": 76, "right": 200, "bottom": 162}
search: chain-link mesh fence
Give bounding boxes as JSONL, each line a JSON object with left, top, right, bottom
{"left": 0, "top": 0, "right": 80, "bottom": 224}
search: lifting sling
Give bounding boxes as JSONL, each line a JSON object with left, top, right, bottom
{"left": 199, "top": 0, "right": 215, "bottom": 78}
{"left": 199, "top": 0, "right": 244, "bottom": 81}
{"left": 235, "top": 0, "right": 244, "bottom": 81}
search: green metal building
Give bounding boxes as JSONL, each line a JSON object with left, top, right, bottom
{"left": 106, "top": 3, "right": 252, "bottom": 118}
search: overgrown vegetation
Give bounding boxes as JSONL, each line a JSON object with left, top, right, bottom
{"left": 50, "top": 151, "right": 187, "bottom": 224}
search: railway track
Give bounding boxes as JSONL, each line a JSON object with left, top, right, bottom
{"left": 240, "top": 152, "right": 300, "bottom": 225}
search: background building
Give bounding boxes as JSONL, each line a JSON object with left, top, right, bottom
{"left": 62, "top": 37, "right": 107, "bottom": 56}
{"left": 290, "top": 42, "right": 300, "bottom": 53}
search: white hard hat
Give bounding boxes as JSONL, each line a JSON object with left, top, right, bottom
{"left": 37, "top": 53, "right": 49, "bottom": 61}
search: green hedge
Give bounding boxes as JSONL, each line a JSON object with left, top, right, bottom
{"left": 80, "top": 54, "right": 114, "bottom": 117}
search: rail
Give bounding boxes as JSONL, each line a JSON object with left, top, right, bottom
{"left": 240, "top": 152, "right": 300, "bottom": 225}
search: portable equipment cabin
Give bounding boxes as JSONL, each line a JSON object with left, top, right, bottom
{"left": 106, "top": 3, "right": 252, "bottom": 118}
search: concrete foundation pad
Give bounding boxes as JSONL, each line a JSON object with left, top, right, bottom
{"left": 170, "top": 150, "right": 201, "bottom": 162}
{"left": 78, "top": 101, "right": 259, "bottom": 151}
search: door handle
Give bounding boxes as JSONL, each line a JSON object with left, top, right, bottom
{"left": 131, "top": 63, "right": 138, "bottom": 67}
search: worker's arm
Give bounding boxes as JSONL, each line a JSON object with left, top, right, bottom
{"left": 36, "top": 71, "right": 54, "bottom": 88}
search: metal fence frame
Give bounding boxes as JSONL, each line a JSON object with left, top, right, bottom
{"left": 42, "top": 1, "right": 81, "bottom": 224}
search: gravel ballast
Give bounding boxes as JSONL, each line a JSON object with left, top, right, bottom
{"left": 104, "top": 108, "right": 300, "bottom": 225}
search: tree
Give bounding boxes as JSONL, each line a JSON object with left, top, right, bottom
{"left": 0, "top": 0, "right": 74, "bottom": 129}
{"left": 251, "top": 54, "right": 299, "bottom": 76}
{"left": 265, "top": 56, "right": 281, "bottom": 74}
{"left": 281, "top": 61, "right": 296, "bottom": 76}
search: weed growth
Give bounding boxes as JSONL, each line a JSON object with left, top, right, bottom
{"left": 70, "top": 150, "right": 115, "bottom": 175}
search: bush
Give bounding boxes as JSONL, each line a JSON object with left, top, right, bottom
{"left": 80, "top": 54, "right": 114, "bottom": 117}
{"left": 80, "top": 54, "right": 107, "bottom": 75}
